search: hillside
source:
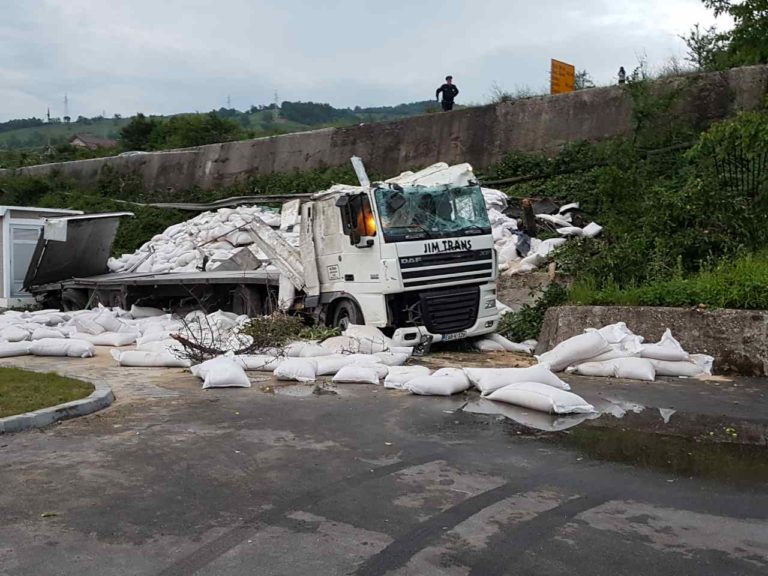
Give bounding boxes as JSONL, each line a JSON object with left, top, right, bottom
{"left": 0, "top": 100, "right": 439, "bottom": 153}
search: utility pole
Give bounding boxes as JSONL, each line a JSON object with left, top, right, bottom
{"left": 273, "top": 90, "right": 279, "bottom": 122}
{"left": 227, "top": 95, "right": 231, "bottom": 109}
{"left": 64, "top": 93, "right": 69, "bottom": 119}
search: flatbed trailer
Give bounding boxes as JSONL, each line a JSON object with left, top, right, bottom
{"left": 33, "top": 269, "right": 283, "bottom": 316}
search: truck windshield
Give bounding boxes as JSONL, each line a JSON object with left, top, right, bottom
{"left": 374, "top": 185, "right": 491, "bottom": 242}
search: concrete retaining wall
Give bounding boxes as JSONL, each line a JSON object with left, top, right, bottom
{"left": 537, "top": 305, "right": 768, "bottom": 376}
{"left": 4, "top": 65, "right": 768, "bottom": 192}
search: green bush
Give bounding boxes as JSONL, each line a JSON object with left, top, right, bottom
{"left": 490, "top": 110, "right": 768, "bottom": 301}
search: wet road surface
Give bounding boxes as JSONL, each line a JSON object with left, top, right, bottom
{"left": 0, "top": 351, "right": 767, "bottom": 575}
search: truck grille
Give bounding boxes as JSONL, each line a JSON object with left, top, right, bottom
{"left": 420, "top": 285, "right": 480, "bottom": 334}
{"left": 399, "top": 249, "right": 494, "bottom": 288}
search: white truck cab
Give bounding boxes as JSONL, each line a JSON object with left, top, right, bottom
{"left": 300, "top": 163, "right": 499, "bottom": 347}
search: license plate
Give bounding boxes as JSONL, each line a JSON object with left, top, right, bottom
{"left": 442, "top": 331, "right": 467, "bottom": 341}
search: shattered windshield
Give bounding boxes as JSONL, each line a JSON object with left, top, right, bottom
{"left": 374, "top": 185, "right": 491, "bottom": 242}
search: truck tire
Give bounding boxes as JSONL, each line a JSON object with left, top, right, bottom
{"left": 330, "top": 299, "right": 363, "bottom": 329}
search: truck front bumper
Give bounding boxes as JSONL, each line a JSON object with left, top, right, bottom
{"left": 390, "top": 314, "right": 499, "bottom": 348}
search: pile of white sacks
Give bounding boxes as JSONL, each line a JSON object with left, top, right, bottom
{"left": 103, "top": 181, "right": 597, "bottom": 279}
{"left": 483, "top": 190, "right": 603, "bottom": 275}
{"left": 537, "top": 322, "right": 714, "bottom": 381}
{"left": 0, "top": 305, "right": 253, "bottom": 364}
{"left": 105, "top": 206, "right": 283, "bottom": 274}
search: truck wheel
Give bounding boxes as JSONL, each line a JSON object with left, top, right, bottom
{"left": 331, "top": 299, "right": 363, "bottom": 329}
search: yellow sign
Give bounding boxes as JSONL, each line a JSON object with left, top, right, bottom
{"left": 550, "top": 59, "right": 575, "bottom": 95}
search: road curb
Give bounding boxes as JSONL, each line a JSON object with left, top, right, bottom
{"left": 0, "top": 380, "right": 114, "bottom": 434}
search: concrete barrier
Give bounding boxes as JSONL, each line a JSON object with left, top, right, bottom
{"left": 4, "top": 65, "right": 768, "bottom": 192}
{"left": 537, "top": 305, "right": 768, "bottom": 376}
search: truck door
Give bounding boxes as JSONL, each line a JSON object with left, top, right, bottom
{"left": 335, "top": 193, "right": 379, "bottom": 284}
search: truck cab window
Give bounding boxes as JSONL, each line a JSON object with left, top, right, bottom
{"left": 336, "top": 193, "right": 376, "bottom": 244}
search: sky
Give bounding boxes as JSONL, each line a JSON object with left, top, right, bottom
{"left": 0, "top": 0, "right": 730, "bottom": 122}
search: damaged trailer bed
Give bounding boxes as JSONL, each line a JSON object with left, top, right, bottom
{"left": 31, "top": 269, "right": 282, "bottom": 316}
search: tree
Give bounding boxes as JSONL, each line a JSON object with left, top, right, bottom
{"left": 685, "top": 1, "right": 768, "bottom": 70}
{"left": 574, "top": 69, "right": 595, "bottom": 90}
{"left": 681, "top": 24, "right": 725, "bottom": 69}
{"left": 119, "top": 113, "right": 159, "bottom": 150}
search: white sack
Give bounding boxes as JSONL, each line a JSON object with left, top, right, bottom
{"left": 536, "top": 332, "right": 612, "bottom": 372}
{"left": 406, "top": 374, "right": 470, "bottom": 396}
{"left": 0, "top": 342, "right": 31, "bottom": 357}
{"left": 0, "top": 326, "right": 30, "bottom": 342}
{"left": 433, "top": 367, "right": 471, "bottom": 384}
{"left": 464, "top": 364, "right": 571, "bottom": 395}
{"left": 486, "top": 382, "right": 594, "bottom": 414}
{"left": 130, "top": 304, "right": 165, "bottom": 319}
{"left": 474, "top": 338, "right": 505, "bottom": 352}
{"left": 320, "top": 336, "right": 361, "bottom": 354}
{"left": 583, "top": 343, "right": 641, "bottom": 363}
{"left": 72, "top": 316, "right": 104, "bottom": 335}
{"left": 586, "top": 322, "right": 638, "bottom": 345}
{"left": 332, "top": 365, "right": 380, "bottom": 385}
{"left": 31, "top": 327, "right": 66, "bottom": 340}
{"left": 649, "top": 359, "right": 706, "bottom": 377}
{"left": 110, "top": 349, "right": 191, "bottom": 368}
{"left": 389, "top": 346, "right": 414, "bottom": 357}
{"left": 556, "top": 226, "right": 584, "bottom": 237}
{"left": 278, "top": 275, "right": 296, "bottom": 311}
{"left": 30, "top": 338, "right": 95, "bottom": 358}
{"left": 569, "top": 360, "right": 617, "bottom": 377}
{"left": 75, "top": 331, "right": 138, "bottom": 347}
{"left": 234, "top": 354, "right": 285, "bottom": 371}
{"left": 613, "top": 357, "right": 656, "bottom": 381}
{"left": 488, "top": 333, "right": 534, "bottom": 353}
{"left": 373, "top": 352, "right": 409, "bottom": 366}
{"left": 314, "top": 354, "right": 355, "bottom": 376}
{"left": 94, "top": 312, "right": 123, "bottom": 333}
{"left": 384, "top": 366, "right": 432, "bottom": 389}
{"left": 284, "top": 341, "right": 332, "bottom": 358}
{"left": 136, "top": 332, "right": 172, "bottom": 347}
{"left": 640, "top": 329, "right": 690, "bottom": 361}
{"left": 135, "top": 339, "right": 184, "bottom": 354}
{"left": 274, "top": 358, "right": 317, "bottom": 382}
{"left": 192, "top": 357, "right": 251, "bottom": 389}
{"left": 582, "top": 222, "right": 603, "bottom": 238}
{"left": 570, "top": 358, "right": 656, "bottom": 381}
{"left": 343, "top": 324, "right": 393, "bottom": 354}
{"left": 691, "top": 353, "right": 715, "bottom": 376}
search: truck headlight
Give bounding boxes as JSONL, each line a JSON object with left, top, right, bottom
{"left": 484, "top": 298, "right": 496, "bottom": 310}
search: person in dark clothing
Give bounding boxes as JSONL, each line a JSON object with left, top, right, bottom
{"left": 436, "top": 75, "right": 459, "bottom": 111}
{"left": 618, "top": 66, "right": 626, "bottom": 85}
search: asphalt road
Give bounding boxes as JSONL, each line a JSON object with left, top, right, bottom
{"left": 1, "top": 352, "right": 767, "bottom": 575}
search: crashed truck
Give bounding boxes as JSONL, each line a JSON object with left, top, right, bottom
{"left": 23, "top": 161, "right": 500, "bottom": 348}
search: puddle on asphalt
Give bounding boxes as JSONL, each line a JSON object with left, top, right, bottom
{"left": 462, "top": 397, "right": 768, "bottom": 486}
{"left": 263, "top": 382, "right": 348, "bottom": 397}
{"left": 463, "top": 398, "right": 597, "bottom": 432}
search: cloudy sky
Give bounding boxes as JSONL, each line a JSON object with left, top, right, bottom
{"left": 0, "top": 0, "right": 729, "bottom": 122}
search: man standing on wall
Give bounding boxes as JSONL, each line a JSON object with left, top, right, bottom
{"left": 436, "top": 76, "right": 459, "bottom": 111}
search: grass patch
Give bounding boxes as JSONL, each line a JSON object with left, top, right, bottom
{"left": 568, "top": 250, "right": 768, "bottom": 309}
{"left": 0, "top": 368, "right": 93, "bottom": 418}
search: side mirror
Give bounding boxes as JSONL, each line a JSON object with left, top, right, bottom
{"left": 355, "top": 238, "right": 374, "bottom": 249}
